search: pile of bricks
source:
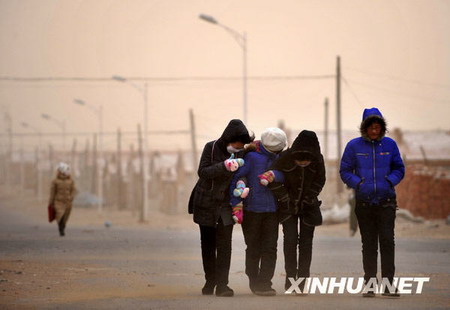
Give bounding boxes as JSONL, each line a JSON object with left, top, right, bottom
{"left": 396, "top": 165, "right": 450, "bottom": 219}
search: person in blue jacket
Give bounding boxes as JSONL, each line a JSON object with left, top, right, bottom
{"left": 340, "top": 107, "right": 405, "bottom": 297}
{"left": 259, "top": 130, "right": 326, "bottom": 294}
{"left": 229, "top": 127, "right": 287, "bottom": 296}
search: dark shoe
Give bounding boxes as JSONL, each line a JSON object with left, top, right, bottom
{"left": 249, "top": 278, "right": 259, "bottom": 294}
{"left": 382, "top": 287, "right": 400, "bottom": 298}
{"left": 285, "top": 277, "right": 307, "bottom": 293}
{"left": 285, "top": 276, "right": 296, "bottom": 291}
{"left": 362, "top": 291, "right": 375, "bottom": 297}
{"left": 215, "top": 285, "right": 234, "bottom": 297}
{"left": 202, "top": 282, "right": 215, "bottom": 295}
{"left": 254, "top": 287, "right": 276, "bottom": 296}
{"left": 58, "top": 222, "right": 65, "bottom": 236}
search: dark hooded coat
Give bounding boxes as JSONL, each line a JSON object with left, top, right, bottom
{"left": 189, "top": 119, "right": 253, "bottom": 227}
{"left": 268, "top": 130, "right": 326, "bottom": 226}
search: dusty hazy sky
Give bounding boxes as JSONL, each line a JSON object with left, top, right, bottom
{"left": 0, "top": 0, "right": 449, "bottom": 151}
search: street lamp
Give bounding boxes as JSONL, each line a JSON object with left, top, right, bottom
{"left": 41, "top": 113, "right": 66, "bottom": 154}
{"left": 199, "top": 13, "right": 248, "bottom": 124}
{"left": 74, "top": 98, "right": 104, "bottom": 213}
{"left": 112, "top": 75, "right": 149, "bottom": 221}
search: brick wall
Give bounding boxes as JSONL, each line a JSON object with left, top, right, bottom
{"left": 396, "top": 165, "right": 450, "bottom": 219}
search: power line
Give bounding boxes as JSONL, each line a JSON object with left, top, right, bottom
{"left": 346, "top": 67, "right": 450, "bottom": 89}
{"left": 0, "top": 75, "right": 335, "bottom": 82}
{"left": 342, "top": 76, "right": 364, "bottom": 107}
{"left": 0, "top": 130, "right": 190, "bottom": 138}
{"left": 345, "top": 78, "right": 450, "bottom": 105}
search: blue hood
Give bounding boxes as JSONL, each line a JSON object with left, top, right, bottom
{"left": 362, "top": 107, "right": 383, "bottom": 121}
{"left": 360, "top": 107, "right": 387, "bottom": 141}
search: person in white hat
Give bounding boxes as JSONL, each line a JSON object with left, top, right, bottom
{"left": 259, "top": 130, "right": 326, "bottom": 294}
{"left": 229, "top": 127, "right": 287, "bottom": 296}
{"left": 48, "top": 162, "right": 76, "bottom": 236}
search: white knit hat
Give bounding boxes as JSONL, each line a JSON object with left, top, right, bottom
{"left": 261, "top": 128, "right": 287, "bottom": 152}
{"left": 57, "top": 162, "right": 71, "bottom": 176}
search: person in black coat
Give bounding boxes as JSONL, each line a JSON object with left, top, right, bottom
{"left": 189, "top": 119, "right": 254, "bottom": 297}
{"left": 259, "top": 130, "right": 325, "bottom": 293}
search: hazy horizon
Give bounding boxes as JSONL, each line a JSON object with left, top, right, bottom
{"left": 1, "top": 0, "right": 449, "bottom": 151}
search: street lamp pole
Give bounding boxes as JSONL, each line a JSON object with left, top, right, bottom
{"left": 112, "top": 76, "right": 149, "bottom": 221}
{"left": 74, "top": 99, "right": 104, "bottom": 213}
{"left": 199, "top": 14, "right": 248, "bottom": 124}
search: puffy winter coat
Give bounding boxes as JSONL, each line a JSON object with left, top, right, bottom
{"left": 189, "top": 119, "right": 252, "bottom": 227}
{"left": 229, "top": 141, "right": 278, "bottom": 213}
{"left": 269, "top": 130, "right": 326, "bottom": 226}
{"left": 340, "top": 108, "right": 405, "bottom": 204}
{"left": 49, "top": 173, "right": 76, "bottom": 222}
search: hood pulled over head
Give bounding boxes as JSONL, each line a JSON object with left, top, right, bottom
{"left": 219, "top": 119, "right": 254, "bottom": 144}
{"left": 360, "top": 107, "right": 387, "bottom": 141}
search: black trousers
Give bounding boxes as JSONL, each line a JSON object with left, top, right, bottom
{"left": 199, "top": 218, "right": 233, "bottom": 287}
{"left": 355, "top": 200, "right": 396, "bottom": 283}
{"left": 282, "top": 215, "right": 315, "bottom": 288}
{"left": 242, "top": 211, "right": 278, "bottom": 288}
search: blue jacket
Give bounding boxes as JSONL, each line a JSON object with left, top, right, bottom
{"left": 230, "top": 141, "right": 278, "bottom": 213}
{"left": 340, "top": 108, "right": 405, "bottom": 204}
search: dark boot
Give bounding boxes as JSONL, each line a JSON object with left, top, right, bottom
{"left": 249, "top": 277, "right": 259, "bottom": 294}
{"left": 58, "top": 221, "right": 65, "bottom": 236}
{"left": 254, "top": 282, "right": 276, "bottom": 296}
{"left": 215, "top": 285, "right": 234, "bottom": 297}
{"left": 202, "top": 281, "right": 216, "bottom": 295}
{"left": 382, "top": 285, "right": 400, "bottom": 298}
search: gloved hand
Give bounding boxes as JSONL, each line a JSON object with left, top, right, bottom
{"left": 232, "top": 203, "right": 244, "bottom": 224}
{"left": 224, "top": 154, "right": 245, "bottom": 172}
{"left": 233, "top": 180, "right": 250, "bottom": 198}
{"left": 258, "top": 170, "right": 275, "bottom": 186}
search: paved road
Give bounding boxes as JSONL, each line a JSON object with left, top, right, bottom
{"left": 0, "top": 201, "right": 449, "bottom": 309}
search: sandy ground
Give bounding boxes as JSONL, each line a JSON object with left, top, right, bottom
{"left": 2, "top": 185, "right": 449, "bottom": 239}
{"left": 1, "top": 186, "right": 449, "bottom": 309}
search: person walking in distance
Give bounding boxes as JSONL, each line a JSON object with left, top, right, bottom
{"left": 49, "top": 162, "right": 76, "bottom": 236}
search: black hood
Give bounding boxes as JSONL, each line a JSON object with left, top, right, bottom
{"left": 271, "top": 130, "right": 322, "bottom": 171}
{"left": 290, "top": 130, "right": 321, "bottom": 161}
{"left": 219, "top": 119, "right": 253, "bottom": 144}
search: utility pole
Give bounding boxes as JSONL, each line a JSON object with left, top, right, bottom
{"left": 336, "top": 56, "right": 343, "bottom": 194}
{"left": 70, "top": 139, "right": 77, "bottom": 169}
{"left": 117, "top": 128, "right": 123, "bottom": 210}
{"left": 4, "top": 111, "right": 13, "bottom": 187}
{"left": 20, "top": 139, "right": 25, "bottom": 194}
{"left": 35, "top": 146, "right": 43, "bottom": 201}
{"left": 92, "top": 133, "right": 98, "bottom": 208}
{"left": 189, "top": 109, "right": 198, "bottom": 174}
{"left": 137, "top": 124, "right": 146, "bottom": 222}
{"left": 324, "top": 97, "right": 329, "bottom": 163}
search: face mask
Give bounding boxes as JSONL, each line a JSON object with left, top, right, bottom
{"left": 227, "top": 145, "right": 242, "bottom": 154}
